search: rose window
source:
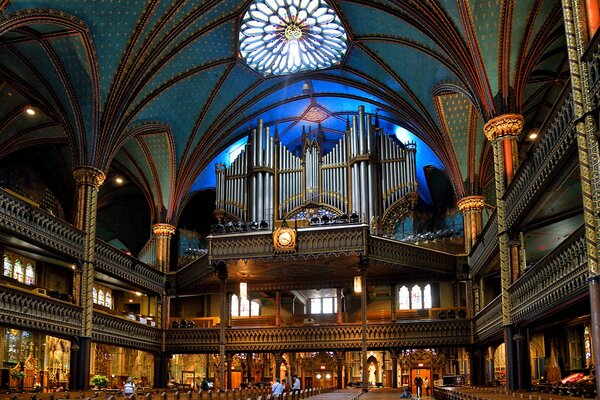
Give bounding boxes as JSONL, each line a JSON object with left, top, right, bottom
{"left": 239, "top": 0, "right": 348, "bottom": 76}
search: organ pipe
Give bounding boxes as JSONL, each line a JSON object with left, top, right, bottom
{"left": 215, "top": 106, "right": 418, "bottom": 227}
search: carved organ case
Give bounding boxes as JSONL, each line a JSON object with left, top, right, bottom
{"left": 215, "top": 106, "right": 417, "bottom": 226}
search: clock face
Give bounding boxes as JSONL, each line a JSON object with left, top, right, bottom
{"left": 278, "top": 231, "right": 292, "bottom": 246}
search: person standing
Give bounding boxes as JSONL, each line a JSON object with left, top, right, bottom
{"left": 424, "top": 377, "right": 430, "bottom": 396}
{"left": 292, "top": 375, "right": 301, "bottom": 398}
{"left": 414, "top": 375, "right": 423, "bottom": 398}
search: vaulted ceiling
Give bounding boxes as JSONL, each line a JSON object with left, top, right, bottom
{"left": 0, "top": 0, "right": 568, "bottom": 230}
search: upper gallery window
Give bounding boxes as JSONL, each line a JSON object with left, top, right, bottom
{"left": 399, "top": 284, "right": 432, "bottom": 310}
{"left": 2, "top": 253, "right": 35, "bottom": 285}
{"left": 239, "top": 0, "right": 348, "bottom": 76}
{"left": 310, "top": 297, "right": 337, "bottom": 314}
{"left": 231, "top": 294, "right": 261, "bottom": 317}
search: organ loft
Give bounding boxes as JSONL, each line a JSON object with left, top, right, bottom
{"left": 214, "top": 106, "right": 418, "bottom": 231}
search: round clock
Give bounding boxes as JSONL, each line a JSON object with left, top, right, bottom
{"left": 277, "top": 231, "right": 292, "bottom": 246}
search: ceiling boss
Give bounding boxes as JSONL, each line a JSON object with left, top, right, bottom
{"left": 239, "top": 0, "right": 348, "bottom": 76}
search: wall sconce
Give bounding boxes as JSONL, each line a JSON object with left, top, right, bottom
{"left": 325, "top": 374, "right": 331, "bottom": 380}
{"left": 354, "top": 276, "right": 362, "bottom": 293}
{"left": 316, "top": 373, "right": 321, "bottom": 380}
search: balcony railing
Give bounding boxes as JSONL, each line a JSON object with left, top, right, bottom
{"left": 369, "top": 235, "right": 457, "bottom": 275}
{"left": 509, "top": 226, "right": 587, "bottom": 325}
{"left": 0, "top": 188, "right": 83, "bottom": 259}
{"left": 174, "top": 253, "right": 211, "bottom": 293}
{"left": 473, "top": 295, "right": 502, "bottom": 342}
{"left": 470, "top": 84, "right": 576, "bottom": 274}
{"left": 0, "top": 188, "right": 166, "bottom": 294}
{"left": 95, "top": 239, "right": 165, "bottom": 294}
{"left": 469, "top": 211, "right": 497, "bottom": 274}
{"left": 93, "top": 311, "right": 162, "bottom": 352}
{"left": 165, "top": 320, "right": 470, "bottom": 353}
{"left": 503, "top": 84, "right": 576, "bottom": 228}
{"left": 209, "top": 224, "right": 369, "bottom": 260}
{"left": 0, "top": 284, "right": 82, "bottom": 337}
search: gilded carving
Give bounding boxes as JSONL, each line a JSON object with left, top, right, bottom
{"left": 483, "top": 114, "right": 524, "bottom": 142}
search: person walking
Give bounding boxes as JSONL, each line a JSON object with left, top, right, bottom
{"left": 292, "top": 374, "right": 301, "bottom": 398}
{"left": 414, "top": 375, "right": 423, "bottom": 398}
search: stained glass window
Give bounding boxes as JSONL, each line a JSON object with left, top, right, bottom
{"left": 399, "top": 286, "right": 410, "bottom": 310}
{"left": 231, "top": 295, "right": 260, "bottom": 317}
{"left": 105, "top": 290, "right": 112, "bottom": 309}
{"left": 311, "top": 298, "right": 321, "bottom": 314}
{"left": 3, "top": 255, "right": 12, "bottom": 277}
{"left": 98, "top": 289, "right": 105, "bottom": 306}
{"left": 25, "top": 263, "right": 35, "bottom": 285}
{"left": 423, "top": 284, "right": 432, "bottom": 308}
{"left": 92, "top": 287, "right": 98, "bottom": 304}
{"left": 239, "top": 0, "right": 348, "bottom": 76}
{"left": 250, "top": 300, "right": 260, "bottom": 316}
{"left": 231, "top": 294, "right": 240, "bottom": 316}
{"left": 240, "top": 296, "right": 251, "bottom": 316}
{"left": 411, "top": 285, "right": 422, "bottom": 309}
{"left": 13, "top": 259, "right": 23, "bottom": 282}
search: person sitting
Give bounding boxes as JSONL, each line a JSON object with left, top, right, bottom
{"left": 123, "top": 377, "right": 136, "bottom": 396}
{"left": 272, "top": 378, "right": 284, "bottom": 397}
{"left": 400, "top": 387, "right": 412, "bottom": 398}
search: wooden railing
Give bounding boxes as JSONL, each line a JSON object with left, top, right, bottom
{"left": 468, "top": 211, "right": 497, "bottom": 275}
{"left": 0, "top": 187, "right": 83, "bottom": 259}
{"left": 166, "top": 320, "right": 470, "bottom": 353}
{"left": 473, "top": 296, "right": 502, "bottom": 342}
{"left": 95, "top": 239, "right": 165, "bottom": 294}
{"left": 503, "top": 84, "right": 576, "bottom": 228}
{"left": 0, "top": 283, "right": 82, "bottom": 337}
{"left": 0, "top": 188, "right": 165, "bottom": 294}
{"left": 509, "top": 226, "right": 587, "bottom": 325}
{"left": 369, "top": 235, "right": 457, "bottom": 275}
{"left": 93, "top": 311, "right": 161, "bottom": 352}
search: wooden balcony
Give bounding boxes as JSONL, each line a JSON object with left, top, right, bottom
{"left": 165, "top": 319, "right": 470, "bottom": 353}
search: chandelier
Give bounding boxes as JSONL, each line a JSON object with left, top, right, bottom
{"left": 239, "top": 0, "right": 348, "bottom": 76}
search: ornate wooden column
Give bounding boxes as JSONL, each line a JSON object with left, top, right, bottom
{"left": 336, "top": 287, "right": 343, "bottom": 324}
{"left": 68, "top": 341, "right": 80, "bottom": 389}
{"left": 335, "top": 351, "right": 344, "bottom": 389}
{"left": 457, "top": 196, "right": 485, "bottom": 254}
{"left": 152, "top": 223, "right": 176, "bottom": 272}
{"left": 509, "top": 233, "right": 525, "bottom": 283}
{"left": 513, "top": 330, "right": 531, "bottom": 391}
{"left": 390, "top": 283, "right": 397, "bottom": 323}
{"left": 358, "top": 256, "right": 369, "bottom": 392}
{"left": 484, "top": 113, "right": 524, "bottom": 391}
{"left": 473, "top": 281, "right": 480, "bottom": 314}
{"left": 276, "top": 290, "right": 281, "bottom": 326}
{"left": 273, "top": 352, "right": 283, "bottom": 382}
{"left": 217, "top": 261, "right": 228, "bottom": 391}
{"left": 390, "top": 349, "right": 398, "bottom": 389}
{"left": 562, "top": 1, "right": 600, "bottom": 392}
{"left": 226, "top": 354, "right": 233, "bottom": 390}
{"left": 151, "top": 223, "right": 175, "bottom": 388}
{"left": 73, "top": 166, "right": 105, "bottom": 390}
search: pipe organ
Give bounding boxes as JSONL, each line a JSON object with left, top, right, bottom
{"left": 215, "top": 105, "right": 417, "bottom": 227}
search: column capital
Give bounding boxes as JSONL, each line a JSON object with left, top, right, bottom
{"left": 483, "top": 113, "right": 524, "bottom": 142}
{"left": 73, "top": 166, "right": 105, "bottom": 188}
{"left": 457, "top": 195, "right": 485, "bottom": 213}
{"left": 152, "top": 223, "right": 176, "bottom": 238}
